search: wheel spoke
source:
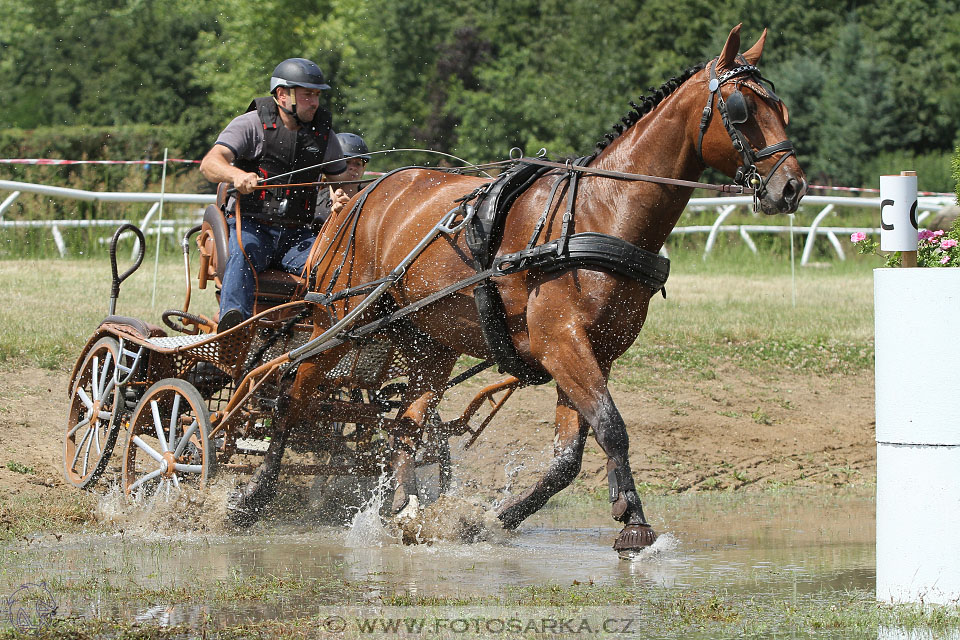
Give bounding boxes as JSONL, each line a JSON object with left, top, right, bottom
{"left": 129, "top": 467, "right": 164, "bottom": 493}
{"left": 173, "top": 421, "right": 199, "bottom": 457}
{"left": 171, "top": 473, "right": 180, "bottom": 489}
{"left": 77, "top": 387, "right": 93, "bottom": 411}
{"left": 92, "top": 420, "right": 102, "bottom": 456}
{"left": 98, "top": 410, "right": 113, "bottom": 421}
{"left": 91, "top": 356, "right": 100, "bottom": 402}
{"left": 150, "top": 401, "right": 169, "bottom": 453}
{"left": 172, "top": 463, "right": 202, "bottom": 474}
{"left": 70, "top": 426, "right": 93, "bottom": 470}
{"left": 100, "top": 378, "right": 116, "bottom": 407}
{"left": 132, "top": 435, "right": 165, "bottom": 464}
{"left": 68, "top": 415, "right": 91, "bottom": 438}
{"left": 168, "top": 394, "right": 180, "bottom": 454}
{"left": 97, "top": 352, "right": 114, "bottom": 398}
{"left": 81, "top": 423, "right": 95, "bottom": 477}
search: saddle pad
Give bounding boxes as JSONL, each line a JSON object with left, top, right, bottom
{"left": 464, "top": 161, "right": 553, "bottom": 269}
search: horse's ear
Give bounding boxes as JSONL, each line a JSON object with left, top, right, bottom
{"left": 717, "top": 24, "right": 742, "bottom": 71}
{"left": 743, "top": 28, "right": 767, "bottom": 65}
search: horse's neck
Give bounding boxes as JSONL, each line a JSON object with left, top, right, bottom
{"left": 586, "top": 93, "right": 704, "bottom": 251}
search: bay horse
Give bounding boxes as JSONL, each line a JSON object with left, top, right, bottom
{"left": 233, "top": 24, "right": 806, "bottom": 553}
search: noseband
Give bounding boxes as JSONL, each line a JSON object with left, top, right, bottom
{"left": 696, "top": 58, "right": 796, "bottom": 208}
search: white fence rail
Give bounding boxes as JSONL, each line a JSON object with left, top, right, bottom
{"left": 0, "top": 180, "right": 955, "bottom": 262}
{"left": 0, "top": 179, "right": 213, "bottom": 257}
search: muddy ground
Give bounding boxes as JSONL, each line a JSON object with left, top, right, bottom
{"left": 0, "top": 360, "right": 875, "bottom": 525}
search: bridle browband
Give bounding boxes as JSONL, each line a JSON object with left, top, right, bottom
{"left": 696, "top": 58, "right": 796, "bottom": 208}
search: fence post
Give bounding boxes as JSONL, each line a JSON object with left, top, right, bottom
{"left": 703, "top": 204, "right": 737, "bottom": 259}
{"left": 875, "top": 268, "right": 960, "bottom": 603}
{"left": 0, "top": 191, "right": 20, "bottom": 221}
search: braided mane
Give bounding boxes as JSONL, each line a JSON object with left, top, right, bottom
{"left": 595, "top": 62, "right": 707, "bottom": 152}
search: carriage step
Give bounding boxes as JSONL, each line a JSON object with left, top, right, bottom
{"left": 236, "top": 438, "right": 271, "bottom": 453}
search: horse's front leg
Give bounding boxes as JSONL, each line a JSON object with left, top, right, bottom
{"left": 517, "top": 326, "right": 656, "bottom": 552}
{"left": 496, "top": 391, "right": 589, "bottom": 529}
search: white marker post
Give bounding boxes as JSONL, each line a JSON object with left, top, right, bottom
{"left": 879, "top": 170, "right": 918, "bottom": 266}
{"left": 875, "top": 170, "right": 960, "bottom": 604}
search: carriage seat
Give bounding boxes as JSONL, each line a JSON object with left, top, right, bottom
{"left": 196, "top": 193, "right": 309, "bottom": 307}
{"left": 99, "top": 315, "right": 167, "bottom": 340}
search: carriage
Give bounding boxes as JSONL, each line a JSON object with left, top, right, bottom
{"left": 62, "top": 25, "right": 804, "bottom": 553}
{"left": 62, "top": 211, "right": 518, "bottom": 513}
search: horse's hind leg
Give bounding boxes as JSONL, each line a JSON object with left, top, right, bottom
{"left": 496, "top": 391, "right": 589, "bottom": 529}
{"left": 390, "top": 332, "right": 459, "bottom": 518}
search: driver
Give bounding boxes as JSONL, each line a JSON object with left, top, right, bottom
{"left": 199, "top": 57, "right": 351, "bottom": 332}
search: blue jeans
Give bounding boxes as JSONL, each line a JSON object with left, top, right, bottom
{"left": 219, "top": 217, "right": 315, "bottom": 320}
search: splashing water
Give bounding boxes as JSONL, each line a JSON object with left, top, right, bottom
{"left": 95, "top": 477, "right": 238, "bottom": 538}
{"left": 619, "top": 532, "right": 680, "bottom": 562}
{"left": 394, "top": 494, "right": 509, "bottom": 546}
{"left": 344, "top": 473, "right": 397, "bottom": 548}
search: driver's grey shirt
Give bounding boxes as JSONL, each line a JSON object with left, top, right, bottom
{"left": 215, "top": 111, "right": 347, "bottom": 214}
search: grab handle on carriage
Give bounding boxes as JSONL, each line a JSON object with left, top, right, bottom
{"left": 108, "top": 223, "right": 146, "bottom": 315}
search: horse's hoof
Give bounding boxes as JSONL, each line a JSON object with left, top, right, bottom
{"left": 395, "top": 495, "right": 422, "bottom": 545}
{"left": 396, "top": 494, "right": 421, "bottom": 521}
{"left": 613, "top": 524, "right": 657, "bottom": 556}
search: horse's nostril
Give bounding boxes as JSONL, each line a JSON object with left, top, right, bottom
{"left": 783, "top": 179, "right": 796, "bottom": 201}
{"left": 782, "top": 177, "right": 805, "bottom": 207}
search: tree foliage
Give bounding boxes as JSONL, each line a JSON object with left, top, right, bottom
{"left": 1, "top": 0, "right": 958, "bottom": 189}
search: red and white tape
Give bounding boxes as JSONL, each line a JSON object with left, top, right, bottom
{"left": 809, "top": 184, "right": 952, "bottom": 197}
{"left": 0, "top": 158, "right": 199, "bottom": 165}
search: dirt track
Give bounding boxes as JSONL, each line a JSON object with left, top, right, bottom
{"left": 0, "top": 362, "right": 876, "bottom": 516}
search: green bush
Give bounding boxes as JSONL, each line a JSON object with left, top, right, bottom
{"left": 859, "top": 150, "right": 957, "bottom": 194}
{"left": 953, "top": 145, "right": 960, "bottom": 205}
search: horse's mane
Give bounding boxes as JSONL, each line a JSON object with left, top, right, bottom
{"left": 595, "top": 61, "right": 707, "bottom": 152}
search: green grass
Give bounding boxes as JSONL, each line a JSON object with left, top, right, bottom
{"left": 0, "top": 250, "right": 876, "bottom": 375}
{"left": 613, "top": 251, "right": 875, "bottom": 384}
{"left": 0, "top": 492, "right": 98, "bottom": 543}
{"left": 6, "top": 586, "right": 959, "bottom": 639}
{"left": 0, "top": 256, "right": 217, "bottom": 369}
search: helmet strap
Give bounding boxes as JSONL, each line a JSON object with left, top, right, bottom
{"left": 274, "top": 92, "right": 305, "bottom": 126}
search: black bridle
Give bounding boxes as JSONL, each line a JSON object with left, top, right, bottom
{"left": 696, "top": 58, "right": 796, "bottom": 208}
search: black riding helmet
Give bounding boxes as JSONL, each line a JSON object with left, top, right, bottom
{"left": 269, "top": 58, "right": 331, "bottom": 93}
{"left": 337, "top": 133, "right": 371, "bottom": 162}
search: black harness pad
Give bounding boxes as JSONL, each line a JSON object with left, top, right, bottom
{"left": 539, "top": 232, "right": 670, "bottom": 293}
{"left": 465, "top": 162, "right": 553, "bottom": 269}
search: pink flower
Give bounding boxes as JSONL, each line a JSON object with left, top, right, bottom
{"left": 850, "top": 232, "right": 867, "bottom": 243}
{"left": 918, "top": 229, "right": 935, "bottom": 241}
{"left": 941, "top": 238, "right": 958, "bottom": 250}
{"left": 933, "top": 229, "right": 945, "bottom": 237}
{"left": 941, "top": 256, "right": 951, "bottom": 264}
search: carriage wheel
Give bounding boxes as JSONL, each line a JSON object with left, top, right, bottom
{"left": 121, "top": 379, "right": 217, "bottom": 498}
{"left": 64, "top": 337, "right": 123, "bottom": 489}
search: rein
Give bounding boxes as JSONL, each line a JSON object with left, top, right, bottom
{"left": 516, "top": 157, "right": 754, "bottom": 194}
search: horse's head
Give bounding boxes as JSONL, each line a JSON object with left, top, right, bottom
{"left": 697, "top": 25, "right": 807, "bottom": 214}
